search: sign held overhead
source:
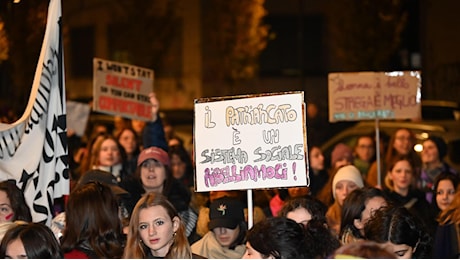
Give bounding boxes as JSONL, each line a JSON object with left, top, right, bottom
{"left": 328, "top": 71, "right": 422, "bottom": 122}
{"left": 93, "top": 58, "right": 154, "bottom": 121}
{"left": 194, "top": 91, "right": 308, "bottom": 192}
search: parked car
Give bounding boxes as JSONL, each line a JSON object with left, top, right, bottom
{"left": 421, "top": 100, "right": 460, "bottom": 121}
{"left": 319, "top": 119, "right": 460, "bottom": 172}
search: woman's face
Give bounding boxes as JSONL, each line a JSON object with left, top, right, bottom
{"left": 421, "top": 140, "right": 440, "bottom": 164}
{"left": 0, "top": 190, "right": 13, "bottom": 223}
{"left": 170, "top": 154, "right": 186, "bottom": 180}
{"left": 383, "top": 241, "right": 413, "bottom": 259}
{"left": 118, "top": 129, "right": 137, "bottom": 155}
{"left": 436, "top": 179, "right": 456, "bottom": 211}
{"left": 334, "top": 158, "right": 352, "bottom": 170}
{"left": 309, "top": 147, "right": 324, "bottom": 171}
{"left": 335, "top": 180, "right": 359, "bottom": 206}
{"left": 388, "top": 160, "right": 413, "bottom": 192}
{"left": 140, "top": 159, "right": 167, "bottom": 193}
{"left": 286, "top": 207, "right": 312, "bottom": 227}
{"left": 355, "top": 136, "right": 375, "bottom": 162}
{"left": 287, "top": 187, "right": 309, "bottom": 198}
{"left": 212, "top": 226, "right": 240, "bottom": 248}
{"left": 98, "top": 139, "right": 121, "bottom": 166}
{"left": 393, "top": 129, "right": 413, "bottom": 155}
{"left": 242, "top": 242, "right": 267, "bottom": 259}
{"left": 131, "top": 119, "right": 146, "bottom": 134}
{"left": 5, "top": 238, "right": 27, "bottom": 259}
{"left": 138, "top": 205, "right": 179, "bottom": 257}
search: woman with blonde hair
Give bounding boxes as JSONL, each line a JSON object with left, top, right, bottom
{"left": 87, "top": 134, "right": 129, "bottom": 183}
{"left": 124, "top": 192, "right": 202, "bottom": 258}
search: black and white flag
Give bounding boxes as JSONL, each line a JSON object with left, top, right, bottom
{"left": 0, "top": 0, "right": 68, "bottom": 225}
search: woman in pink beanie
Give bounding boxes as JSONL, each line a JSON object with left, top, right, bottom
{"left": 330, "top": 143, "right": 354, "bottom": 169}
{"left": 325, "top": 165, "right": 364, "bottom": 238}
{"left": 317, "top": 143, "right": 354, "bottom": 206}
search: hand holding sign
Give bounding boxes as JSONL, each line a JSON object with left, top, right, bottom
{"left": 149, "top": 92, "right": 160, "bottom": 122}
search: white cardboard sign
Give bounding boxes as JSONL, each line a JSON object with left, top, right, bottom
{"left": 194, "top": 92, "right": 308, "bottom": 192}
{"left": 93, "top": 58, "right": 154, "bottom": 121}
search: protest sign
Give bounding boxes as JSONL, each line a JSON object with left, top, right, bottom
{"left": 194, "top": 91, "right": 308, "bottom": 192}
{"left": 328, "top": 71, "right": 422, "bottom": 122}
{"left": 93, "top": 58, "right": 154, "bottom": 121}
{"left": 66, "top": 100, "right": 91, "bottom": 137}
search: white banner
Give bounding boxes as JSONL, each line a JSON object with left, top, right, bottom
{"left": 0, "top": 0, "right": 68, "bottom": 225}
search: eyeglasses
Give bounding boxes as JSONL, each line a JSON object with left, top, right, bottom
{"left": 395, "top": 136, "right": 411, "bottom": 141}
{"left": 358, "top": 145, "right": 374, "bottom": 149}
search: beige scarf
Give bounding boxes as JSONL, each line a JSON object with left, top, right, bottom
{"left": 191, "top": 231, "right": 245, "bottom": 259}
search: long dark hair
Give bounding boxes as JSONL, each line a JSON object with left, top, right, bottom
{"left": 278, "top": 195, "right": 328, "bottom": 223}
{"left": 0, "top": 222, "right": 63, "bottom": 258}
{"left": 278, "top": 196, "right": 339, "bottom": 258}
{"left": 169, "top": 144, "right": 194, "bottom": 187}
{"left": 246, "top": 217, "right": 308, "bottom": 258}
{"left": 116, "top": 127, "right": 141, "bottom": 157}
{"left": 0, "top": 180, "right": 32, "bottom": 222}
{"left": 365, "top": 206, "right": 432, "bottom": 258}
{"left": 226, "top": 220, "right": 248, "bottom": 250}
{"left": 340, "top": 187, "right": 387, "bottom": 239}
{"left": 60, "top": 182, "right": 124, "bottom": 258}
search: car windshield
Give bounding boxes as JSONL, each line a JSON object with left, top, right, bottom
{"left": 319, "top": 120, "right": 460, "bottom": 173}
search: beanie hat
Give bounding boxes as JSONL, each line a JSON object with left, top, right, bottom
{"left": 332, "top": 165, "right": 364, "bottom": 200}
{"left": 138, "top": 146, "right": 170, "bottom": 166}
{"left": 331, "top": 143, "right": 353, "bottom": 167}
{"left": 425, "top": 135, "right": 447, "bottom": 159}
{"left": 208, "top": 196, "right": 244, "bottom": 230}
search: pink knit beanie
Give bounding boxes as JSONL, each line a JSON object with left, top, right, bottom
{"left": 331, "top": 143, "right": 353, "bottom": 167}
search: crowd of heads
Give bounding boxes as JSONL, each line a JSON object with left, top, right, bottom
{"left": 1, "top": 95, "right": 460, "bottom": 259}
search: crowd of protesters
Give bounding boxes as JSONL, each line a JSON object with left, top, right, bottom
{"left": 0, "top": 95, "right": 459, "bottom": 259}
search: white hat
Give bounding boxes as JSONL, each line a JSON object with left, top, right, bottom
{"left": 332, "top": 165, "right": 364, "bottom": 200}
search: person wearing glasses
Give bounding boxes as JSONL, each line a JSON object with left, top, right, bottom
{"left": 352, "top": 134, "right": 376, "bottom": 181}
{"left": 367, "top": 128, "right": 421, "bottom": 188}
